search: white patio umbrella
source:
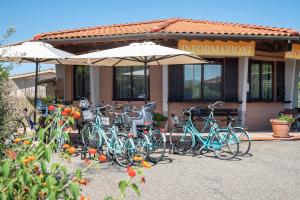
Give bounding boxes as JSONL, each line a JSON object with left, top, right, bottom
{"left": 73, "top": 41, "right": 207, "bottom": 103}
{"left": 0, "top": 41, "right": 77, "bottom": 122}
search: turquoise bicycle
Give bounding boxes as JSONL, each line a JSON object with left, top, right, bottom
{"left": 115, "top": 102, "right": 166, "bottom": 163}
{"left": 170, "top": 107, "right": 239, "bottom": 160}
{"left": 80, "top": 105, "right": 135, "bottom": 167}
{"left": 192, "top": 101, "right": 251, "bottom": 156}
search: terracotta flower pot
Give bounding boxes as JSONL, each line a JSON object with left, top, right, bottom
{"left": 270, "top": 119, "right": 291, "bottom": 138}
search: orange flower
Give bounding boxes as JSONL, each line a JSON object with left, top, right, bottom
{"left": 141, "top": 160, "right": 151, "bottom": 169}
{"left": 64, "top": 107, "right": 71, "bottom": 114}
{"left": 80, "top": 195, "right": 90, "bottom": 200}
{"left": 23, "top": 140, "right": 31, "bottom": 145}
{"left": 14, "top": 138, "right": 22, "bottom": 143}
{"left": 27, "top": 155, "right": 35, "bottom": 162}
{"left": 79, "top": 179, "right": 88, "bottom": 185}
{"left": 98, "top": 154, "right": 107, "bottom": 162}
{"left": 73, "top": 111, "right": 81, "bottom": 120}
{"left": 34, "top": 164, "right": 39, "bottom": 171}
{"left": 83, "top": 158, "right": 92, "bottom": 165}
{"left": 133, "top": 156, "right": 143, "bottom": 162}
{"left": 6, "top": 150, "right": 17, "bottom": 160}
{"left": 88, "top": 148, "right": 97, "bottom": 155}
{"left": 63, "top": 144, "right": 70, "bottom": 149}
{"left": 23, "top": 158, "right": 30, "bottom": 165}
{"left": 128, "top": 168, "right": 136, "bottom": 177}
{"left": 68, "top": 147, "right": 76, "bottom": 154}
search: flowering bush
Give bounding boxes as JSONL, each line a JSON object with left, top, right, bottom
{"left": 0, "top": 104, "right": 148, "bottom": 199}
{"left": 277, "top": 114, "right": 295, "bottom": 123}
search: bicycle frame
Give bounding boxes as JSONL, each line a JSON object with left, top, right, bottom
{"left": 181, "top": 108, "right": 232, "bottom": 152}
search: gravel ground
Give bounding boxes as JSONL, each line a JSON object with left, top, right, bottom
{"left": 56, "top": 141, "right": 300, "bottom": 200}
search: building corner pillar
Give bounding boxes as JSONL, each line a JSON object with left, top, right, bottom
{"left": 90, "top": 66, "right": 101, "bottom": 106}
{"left": 162, "top": 65, "right": 168, "bottom": 116}
{"left": 238, "top": 57, "right": 249, "bottom": 127}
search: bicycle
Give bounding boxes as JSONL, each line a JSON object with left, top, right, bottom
{"left": 192, "top": 101, "right": 251, "bottom": 156}
{"left": 115, "top": 102, "right": 166, "bottom": 163}
{"left": 80, "top": 104, "right": 135, "bottom": 167}
{"left": 169, "top": 106, "right": 239, "bottom": 160}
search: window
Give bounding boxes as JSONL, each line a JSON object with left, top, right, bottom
{"left": 114, "top": 66, "right": 149, "bottom": 100}
{"left": 184, "top": 64, "right": 222, "bottom": 100}
{"left": 248, "top": 61, "right": 273, "bottom": 100}
{"left": 74, "top": 66, "right": 90, "bottom": 99}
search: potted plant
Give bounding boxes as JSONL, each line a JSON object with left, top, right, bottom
{"left": 153, "top": 113, "right": 168, "bottom": 129}
{"left": 270, "top": 114, "right": 295, "bottom": 138}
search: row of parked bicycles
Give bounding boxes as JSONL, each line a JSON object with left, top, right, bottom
{"left": 11, "top": 99, "right": 251, "bottom": 168}
{"left": 78, "top": 99, "right": 251, "bottom": 167}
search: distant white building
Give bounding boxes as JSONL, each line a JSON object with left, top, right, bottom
{"left": 9, "top": 69, "right": 56, "bottom": 98}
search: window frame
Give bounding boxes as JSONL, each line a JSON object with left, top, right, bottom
{"left": 248, "top": 60, "right": 274, "bottom": 101}
{"left": 113, "top": 66, "right": 150, "bottom": 101}
{"left": 183, "top": 62, "right": 224, "bottom": 101}
{"left": 73, "top": 65, "right": 90, "bottom": 100}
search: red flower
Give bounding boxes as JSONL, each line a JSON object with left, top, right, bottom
{"left": 88, "top": 148, "right": 97, "bottom": 155}
{"left": 128, "top": 168, "right": 136, "bottom": 177}
{"left": 127, "top": 132, "right": 134, "bottom": 138}
{"left": 61, "top": 111, "right": 68, "bottom": 116}
{"left": 143, "top": 130, "right": 149, "bottom": 134}
{"left": 48, "top": 105, "right": 55, "bottom": 111}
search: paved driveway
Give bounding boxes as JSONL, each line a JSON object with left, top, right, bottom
{"left": 59, "top": 141, "right": 300, "bottom": 200}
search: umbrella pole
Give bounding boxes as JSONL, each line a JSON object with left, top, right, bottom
{"left": 34, "top": 61, "right": 38, "bottom": 124}
{"left": 144, "top": 63, "right": 147, "bottom": 104}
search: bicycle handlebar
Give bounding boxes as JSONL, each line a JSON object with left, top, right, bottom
{"left": 208, "top": 101, "right": 225, "bottom": 110}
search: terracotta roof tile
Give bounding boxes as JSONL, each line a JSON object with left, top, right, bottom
{"left": 34, "top": 18, "right": 299, "bottom": 40}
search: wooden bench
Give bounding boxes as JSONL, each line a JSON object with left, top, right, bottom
{"left": 190, "top": 108, "right": 239, "bottom": 125}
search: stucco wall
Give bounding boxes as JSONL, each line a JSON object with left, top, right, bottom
{"left": 245, "top": 102, "right": 285, "bottom": 130}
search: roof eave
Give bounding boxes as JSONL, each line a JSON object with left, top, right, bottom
{"left": 39, "top": 32, "right": 300, "bottom": 45}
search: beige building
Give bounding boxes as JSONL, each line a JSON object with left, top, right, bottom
{"left": 32, "top": 18, "right": 300, "bottom": 130}
{"left": 10, "top": 69, "right": 56, "bottom": 98}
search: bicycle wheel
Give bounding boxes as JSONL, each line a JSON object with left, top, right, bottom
{"left": 169, "top": 126, "right": 193, "bottom": 155}
{"left": 81, "top": 123, "right": 102, "bottom": 159}
{"left": 210, "top": 130, "right": 239, "bottom": 160}
{"left": 147, "top": 130, "right": 166, "bottom": 163}
{"left": 231, "top": 127, "right": 251, "bottom": 156}
{"left": 132, "top": 133, "right": 150, "bottom": 160}
{"left": 113, "top": 134, "right": 135, "bottom": 167}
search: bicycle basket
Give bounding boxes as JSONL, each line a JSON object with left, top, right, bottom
{"left": 82, "top": 110, "right": 94, "bottom": 121}
{"left": 171, "top": 114, "right": 187, "bottom": 125}
{"left": 101, "top": 116, "right": 110, "bottom": 126}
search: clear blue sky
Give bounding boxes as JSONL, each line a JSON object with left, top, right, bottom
{"left": 1, "top": 0, "right": 300, "bottom": 75}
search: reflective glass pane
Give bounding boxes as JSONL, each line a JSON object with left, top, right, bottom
{"left": 115, "top": 67, "right": 131, "bottom": 99}
{"left": 250, "top": 64, "right": 260, "bottom": 99}
{"left": 74, "top": 66, "right": 90, "bottom": 99}
{"left": 261, "top": 63, "right": 272, "bottom": 99}
{"left": 132, "top": 66, "right": 148, "bottom": 99}
{"left": 203, "top": 64, "right": 222, "bottom": 100}
{"left": 184, "top": 65, "right": 201, "bottom": 99}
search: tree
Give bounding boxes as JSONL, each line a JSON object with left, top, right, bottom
{"left": 0, "top": 27, "right": 17, "bottom": 152}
